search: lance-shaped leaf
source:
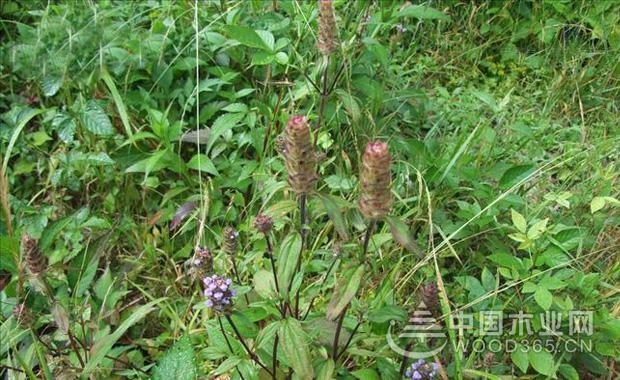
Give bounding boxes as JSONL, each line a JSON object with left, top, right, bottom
{"left": 317, "top": 193, "right": 349, "bottom": 240}
{"left": 279, "top": 318, "right": 314, "bottom": 380}
{"left": 326, "top": 265, "right": 364, "bottom": 321}
{"left": 170, "top": 201, "right": 197, "bottom": 231}
{"left": 386, "top": 216, "right": 423, "bottom": 257}
{"left": 276, "top": 232, "right": 302, "bottom": 297}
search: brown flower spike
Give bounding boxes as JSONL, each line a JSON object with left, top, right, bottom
{"left": 317, "top": 0, "right": 338, "bottom": 56}
{"left": 21, "top": 234, "right": 47, "bottom": 276}
{"left": 359, "top": 141, "right": 392, "bottom": 220}
{"left": 284, "top": 116, "right": 317, "bottom": 194}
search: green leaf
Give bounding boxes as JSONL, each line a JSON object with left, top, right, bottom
{"left": 206, "top": 113, "right": 245, "bottom": 155}
{"left": 367, "top": 305, "right": 407, "bottom": 324}
{"left": 186, "top": 154, "right": 219, "bottom": 175}
{"left": 276, "top": 233, "right": 302, "bottom": 297}
{"left": 386, "top": 216, "right": 423, "bottom": 256}
{"left": 352, "top": 368, "right": 381, "bottom": 380}
{"left": 510, "top": 345, "right": 528, "bottom": 373}
{"left": 527, "top": 218, "right": 548, "bottom": 240}
{"left": 213, "top": 356, "right": 242, "bottom": 376}
{"left": 42, "top": 74, "right": 63, "bottom": 97}
{"left": 81, "top": 100, "right": 115, "bottom": 136}
{"left": 2, "top": 107, "right": 45, "bottom": 174}
{"left": 396, "top": 5, "right": 451, "bottom": 21}
{"left": 82, "top": 298, "right": 163, "bottom": 377}
{"left": 590, "top": 196, "right": 613, "bottom": 213}
{"left": 527, "top": 350, "right": 555, "bottom": 377}
{"left": 253, "top": 269, "right": 277, "bottom": 299}
{"left": 499, "top": 164, "right": 536, "bottom": 189}
{"left": 326, "top": 265, "right": 364, "bottom": 321}
{"left": 316, "top": 359, "right": 335, "bottom": 380}
{"left": 101, "top": 67, "right": 134, "bottom": 140}
{"left": 534, "top": 286, "right": 553, "bottom": 310}
{"left": 558, "top": 364, "right": 579, "bottom": 380}
{"left": 510, "top": 209, "right": 527, "bottom": 233}
{"left": 251, "top": 51, "right": 274, "bottom": 66}
{"left": 152, "top": 335, "right": 197, "bottom": 380}
{"left": 279, "top": 318, "right": 314, "bottom": 380}
{"left": 317, "top": 193, "right": 349, "bottom": 240}
{"left": 275, "top": 51, "right": 288, "bottom": 64}
{"left": 224, "top": 25, "right": 271, "bottom": 50}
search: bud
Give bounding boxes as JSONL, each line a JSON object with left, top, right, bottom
{"left": 222, "top": 227, "right": 239, "bottom": 255}
{"left": 358, "top": 141, "right": 392, "bottom": 220}
{"left": 317, "top": 0, "right": 338, "bottom": 56}
{"left": 21, "top": 234, "right": 47, "bottom": 276}
{"left": 186, "top": 246, "right": 213, "bottom": 281}
{"left": 284, "top": 116, "right": 317, "bottom": 194}
{"left": 254, "top": 214, "right": 274, "bottom": 234}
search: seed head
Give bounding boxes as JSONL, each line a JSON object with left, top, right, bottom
{"left": 254, "top": 214, "right": 274, "bottom": 234}
{"left": 21, "top": 234, "right": 47, "bottom": 276}
{"left": 203, "top": 275, "right": 236, "bottom": 312}
{"left": 358, "top": 141, "right": 392, "bottom": 220}
{"left": 222, "top": 227, "right": 239, "bottom": 255}
{"left": 13, "top": 303, "right": 33, "bottom": 327}
{"left": 317, "top": 0, "right": 338, "bottom": 55}
{"left": 421, "top": 282, "right": 439, "bottom": 316}
{"left": 284, "top": 116, "right": 317, "bottom": 194}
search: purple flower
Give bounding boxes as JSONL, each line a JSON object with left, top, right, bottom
{"left": 404, "top": 359, "right": 440, "bottom": 379}
{"left": 202, "top": 275, "right": 236, "bottom": 312}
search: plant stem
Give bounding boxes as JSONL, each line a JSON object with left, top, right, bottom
{"left": 302, "top": 256, "right": 338, "bottom": 320}
{"left": 361, "top": 220, "right": 376, "bottom": 261}
{"left": 272, "top": 333, "right": 279, "bottom": 378}
{"left": 218, "top": 316, "right": 247, "bottom": 380}
{"left": 332, "top": 304, "right": 349, "bottom": 361}
{"left": 336, "top": 318, "right": 362, "bottom": 361}
{"left": 266, "top": 235, "right": 286, "bottom": 318}
{"left": 231, "top": 256, "right": 250, "bottom": 305}
{"left": 224, "top": 314, "right": 274, "bottom": 377}
{"left": 294, "top": 193, "right": 307, "bottom": 317}
{"left": 399, "top": 342, "right": 414, "bottom": 377}
{"left": 314, "top": 54, "right": 331, "bottom": 143}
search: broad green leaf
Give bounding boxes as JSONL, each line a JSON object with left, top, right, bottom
{"left": 335, "top": 89, "right": 361, "bottom": 123}
{"left": 510, "top": 209, "right": 527, "bottom": 233}
{"left": 101, "top": 67, "right": 134, "bottom": 140}
{"left": 367, "top": 305, "right": 407, "bottom": 324}
{"left": 317, "top": 193, "right": 349, "bottom": 240}
{"left": 352, "top": 368, "right": 381, "bottom": 380}
{"left": 326, "top": 265, "right": 365, "bottom": 321}
{"left": 2, "top": 107, "right": 45, "bottom": 174}
{"left": 82, "top": 298, "right": 163, "bottom": 377}
{"left": 213, "top": 356, "right": 242, "bottom": 376}
{"left": 316, "top": 359, "right": 335, "bottom": 380}
{"left": 256, "top": 30, "right": 275, "bottom": 51}
{"left": 396, "top": 5, "right": 451, "bottom": 21}
{"left": 279, "top": 318, "right": 314, "bottom": 380}
{"left": 558, "top": 364, "right": 579, "bottom": 380}
{"left": 527, "top": 350, "right": 555, "bottom": 377}
{"left": 499, "top": 164, "right": 536, "bottom": 189}
{"left": 534, "top": 286, "right": 553, "bottom": 310}
{"left": 510, "top": 345, "right": 528, "bottom": 373}
{"left": 81, "top": 100, "right": 115, "bottom": 136}
{"left": 386, "top": 216, "right": 423, "bottom": 256}
{"left": 251, "top": 51, "right": 274, "bottom": 66}
{"left": 152, "top": 335, "right": 197, "bottom": 380}
{"left": 275, "top": 51, "right": 288, "bottom": 64}
{"left": 276, "top": 232, "right": 302, "bottom": 297}
{"left": 187, "top": 154, "right": 219, "bottom": 175}
{"left": 590, "top": 196, "right": 606, "bottom": 213}
{"left": 527, "top": 218, "right": 548, "bottom": 240}
{"left": 224, "top": 25, "right": 271, "bottom": 50}
{"left": 42, "top": 74, "right": 63, "bottom": 96}
{"left": 206, "top": 113, "right": 245, "bottom": 155}
{"left": 253, "top": 269, "right": 277, "bottom": 299}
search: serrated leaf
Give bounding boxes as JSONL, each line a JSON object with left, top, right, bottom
{"left": 396, "top": 5, "right": 451, "bottom": 21}
{"left": 499, "top": 164, "right": 536, "bottom": 189}
{"left": 510, "top": 209, "right": 527, "bottom": 233}
{"left": 386, "top": 216, "right": 423, "bottom": 256}
{"left": 279, "top": 318, "right": 314, "bottom": 380}
{"left": 276, "top": 233, "right": 302, "bottom": 297}
{"left": 187, "top": 154, "right": 219, "bottom": 175}
{"left": 81, "top": 100, "right": 115, "bottom": 136}
{"left": 534, "top": 286, "right": 553, "bottom": 310}
{"left": 52, "top": 112, "right": 77, "bottom": 143}
{"left": 42, "top": 74, "right": 62, "bottom": 97}
{"left": 528, "top": 350, "right": 555, "bottom": 377}
{"left": 224, "top": 25, "right": 271, "bottom": 50}
{"left": 317, "top": 193, "right": 349, "bottom": 240}
{"left": 152, "top": 336, "right": 197, "bottom": 380}
{"left": 510, "top": 345, "right": 528, "bottom": 373}
{"left": 326, "top": 265, "right": 364, "bottom": 321}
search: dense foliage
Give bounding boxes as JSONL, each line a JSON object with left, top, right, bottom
{"left": 1, "top": 1, "right": 619, "bottom": 379}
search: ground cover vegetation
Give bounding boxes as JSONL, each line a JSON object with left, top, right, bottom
{"left": 0, "top": 0, "right": 619, "bottom": 379}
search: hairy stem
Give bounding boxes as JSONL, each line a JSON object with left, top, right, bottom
{"left": 231, "top": 256, "right": 250, "bottom": 305}
{"left": 336, "top": 318, "right": 362, "bottom": 361}
{"left": 302, "top": 256, "right": 338, "bottom": 320}
{"left": 272, "top": 333, "right": 279, "bottom": 377}
{"left": 361, "top": 220, "right": 376, "bottom": 261}
{"left": 293, "top": 193, "right": 307, "bottom": 317}
{"left": 218, "top": 316, "right": 247, "bottom": 380}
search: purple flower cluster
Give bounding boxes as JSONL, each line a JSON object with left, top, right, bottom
{"left": 203, "top": 275, "right": 236, "bottom": 312}
{"left": 405, "top": 359, "right": 440, "bottom": 379}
